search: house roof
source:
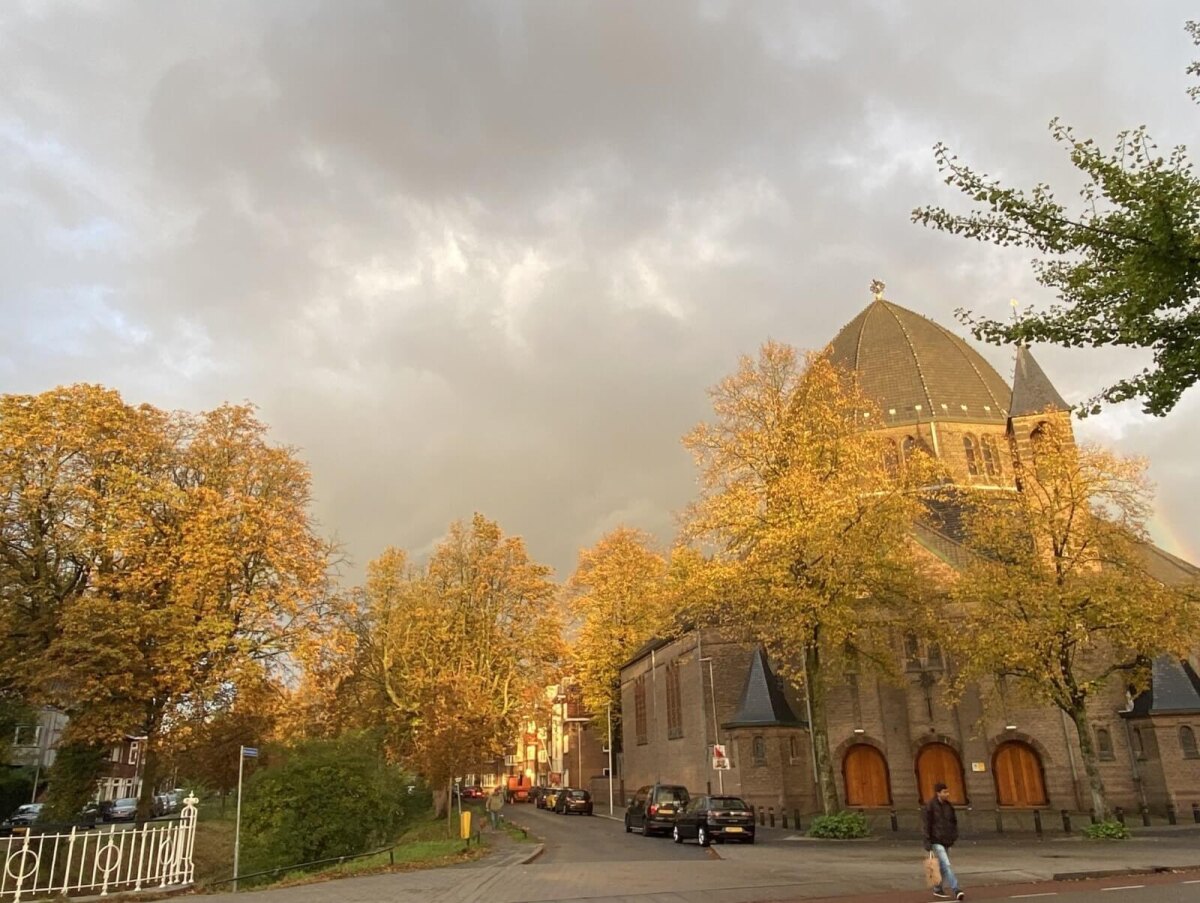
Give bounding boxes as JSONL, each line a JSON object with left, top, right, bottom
{"left": 1009, "top": 346, "right": 1068, "bottom": 417}
{"left": 826, "top": 299, "right": 1012, "bottom": 427}
{"left": 1128, "top": 658, "right": 1200, "bottom": 716}
{"left": 724, "top": 646, "right": 805, "bottom": 729}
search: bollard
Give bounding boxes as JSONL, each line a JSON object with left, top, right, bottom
{"left": 1061, "top": 809, "right": 1071, "bottom": 834}
{"left": 1193, "top": 802, "right": 1200, "bottom": 824}
{"left": 768, "top": 807, "right": 775, "bottom": 828}
{"left": 1167, "top": 803, "right": 1177, "bottom": 826}
{"left": 758, "top": 806, "right": 765, "bottom": 826}
{"left": 794, "top": 809, "right": 802, "bottom": 832}
{"left": 390, "top": 848, "right": 395, "bottom": 865}
{"left": 890, "top": 810, "right": 899, "bottom": 832}
{"left": 1115, "top": 806, "right": 1125, "bottom": 825}
{"left": 1033, "top": 808, "right": 1043, "bottom": 838}
{"left": 1090, "top": 808, "right": 1098, "bottom": 825}
{"left": 782, "top": 811, "right": 789, "bottom": 829}
{"left": 1141, "top": 805, "right": 1151, "bottom": 827}
{"left": 994, "top": 808, "right": 1003, "bottom": 833}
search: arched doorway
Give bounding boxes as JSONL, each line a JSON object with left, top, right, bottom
{"left": 993, "top": 741, "right": 1048, "bottom": 807}
{"left": 915, "top": 743, "right": 967, "bottom": 804}
{"left": 843, "top": 744, "right": 892, "bottom": 807}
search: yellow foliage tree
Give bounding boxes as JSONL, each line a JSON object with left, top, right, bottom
{"left": 567, "top": 527, "right": 672, "bottom": 746}
{"left": 947, "top": 414, "right": 1197, "bottom": 818}
{"left": 357, "top": 515, "right": 562, "bottom": 821}
{"left": 0, "top": 385, "right": 334, "bottom": 814}
{"left": 683, "top": 344, "right": 934, "bottom": 814}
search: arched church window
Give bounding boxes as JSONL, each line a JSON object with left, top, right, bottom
{"left": 1181, "top": 726, "right": 1199, "bottom": 759}
{"left": 1095, "top": 727, "right": 1114, "bottom": 761}
{"left": 882, "top": 439, "right": 900, "bottom": 476}
{"left": 752, "top": 736, "right": 767, "bottom": 766}
{"left": 963, "top": 435, "right": 980, "bottom": 476}
{"left": 981, "top": 436, "right": 1001, "bottom": 477}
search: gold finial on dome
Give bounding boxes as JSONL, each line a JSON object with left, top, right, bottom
{"left": 870, "top": 279, "right": 886, "bottom": 301}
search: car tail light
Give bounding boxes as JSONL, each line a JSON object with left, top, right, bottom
{"left": 648, "top": 804, "right": 658, "bottom": 816}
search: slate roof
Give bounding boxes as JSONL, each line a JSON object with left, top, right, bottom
{"left": 724, "top": 647, "right": 805, "bottom": 729}
{"left": 827, "top": 299, "right": 1012, "bottom": 427}
{"left": 1128, "top": 658, "right": 1200, "bottom": 716}
{"left": 1010, "top": 346, "right": 1069, "bottom": 417}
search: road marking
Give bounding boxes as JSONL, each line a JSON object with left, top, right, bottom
{"left": 1183, "top": 879, "right": 1200, "bottom": 884}
{"left": 1010, "top": 894, "right": 1057, "bottom": 898}
{"left": 1101, "top": 886, "right": 1144, "bottom": 891}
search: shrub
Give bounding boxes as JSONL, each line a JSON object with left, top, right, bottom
{"left": 238, "top": 732, "right": 415, "bottom": 880}
{"left": 807, "top": 810, "right": 871, "bottom": 839}
{"left": 1084, "top": 819, "right": 1131, "bottom": 840}
{"left": 0, "top": 767, "right": 34, "bottom": 820}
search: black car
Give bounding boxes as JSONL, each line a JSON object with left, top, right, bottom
{"left": 671, "top": 794, "right": 755, "bottom": 845}
{"left": 80, "top": 800, "right": 113, "bottom": 827}
{"left": 0, "top": 803, "right": 43, "bottom": 836}
{"left": 624, "top": 783, "right": 689, "bottom": 837}
{"left": 556, "top": 788, "right": 593, "bottom": 815}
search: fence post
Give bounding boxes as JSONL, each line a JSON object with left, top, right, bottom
{"left": 793, "top": 809, "right": 802, "bottom": 832}
{"left": 1167, "top": 803, "right": 1177, "bottom": 826}
{"left": 781, "top": 810, "right": 788, "bottom": 830}
{"left": 1090, "top": 808, "right": 1098, "bottom": 825}
{"left": 994, "top": 808, "right": 1003, "bottom": 833}
{"left": 1114, "top": 806, "right": 1125, "bottom": 826}
{"left": 1060, "top": 810, "right": 1071, "bottom": 834}
{"left": 1192, "top": 802, "right": 1200, "bottom": 824}
{"left": 757, "top": 806, "right": 765, "bottom": 826}
{"left": 1033, "top": 808, "right": 1043, "bottom": 838}
{"left": 768, "top": 807, "right": 775, "bottom": 828}
{"left": 890, "top": 810, "right": 899, "bottom": 832}
{"left": 1140, "top": 805, "right": 1151, "bottom": 827}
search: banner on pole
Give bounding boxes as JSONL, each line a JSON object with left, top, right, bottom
{"left": 712, "top": 744, "right": 730, "bottom": 770}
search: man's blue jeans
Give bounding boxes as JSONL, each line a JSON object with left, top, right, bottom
{"left": 931, "top": 844, "right": 959, "bottom": 892}
{"left": 489, "top": 810, "right": 501, "bottom": 829}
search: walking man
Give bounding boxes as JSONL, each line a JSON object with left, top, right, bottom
{"left": 486, "top": 786, "right": 505, "bottom": 830}
{"left": 923, "top": 782, "right": 964, "bottom": 900}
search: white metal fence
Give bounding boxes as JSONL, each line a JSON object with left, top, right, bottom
{"left": 1, "top": 795, "right": 198, "bottom": 901}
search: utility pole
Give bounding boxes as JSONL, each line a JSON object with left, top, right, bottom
{"left": 606, "top": 702, "right": 614, "bottom": 815}
{"left": 233, "top": 746, "right": 258, "bottom": 892}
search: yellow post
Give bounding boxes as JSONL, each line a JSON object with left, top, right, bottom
{"left": 459, "top": 810, "right": 471, "bottom": 839}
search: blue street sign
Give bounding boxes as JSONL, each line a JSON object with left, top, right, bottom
{"left": 242, "top": 747, "right": 258, "bottom": 758}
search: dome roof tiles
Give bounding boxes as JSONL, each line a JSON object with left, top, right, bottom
{"left": 827, "top": 300, "right": 1012, "bottom": 426}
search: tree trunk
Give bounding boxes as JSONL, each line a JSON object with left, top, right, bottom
{"left": 805, "top": 643, "right": 841, "bottom": 815}
{"left": 137, "top": 738, "right": 161, "bottom": 821}
{"left": 1067, "top": 700, "right": 1109, "bottom": 819}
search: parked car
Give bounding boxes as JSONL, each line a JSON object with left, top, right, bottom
{"left": 541, "top": 788, "right": 562, "bottom": 811}
{"left": 107, "top": 797, "right": 138, "bottom": 821}
{"left": 556, "top": 788, "right": 593, "bottom": 816}
{"left": 80, "top": 800, "right": 113, "bottom": 827}
{"left": 671, "top": 794, "right": 755, "bottom": 845}
{"left": 624, "top": 784, "right": 690, "bottom": 837}
{"left": 461, "top": 785, "right": 484, "bottom": 801}
{"left": 0, "top": 803, "right": 43, "bottom": 836}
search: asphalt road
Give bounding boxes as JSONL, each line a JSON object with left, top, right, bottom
{"left": 512, "top": 802, "right": 712, "bottom": 863}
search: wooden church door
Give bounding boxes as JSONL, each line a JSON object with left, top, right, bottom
{"left": 843, "top": 744, "right": 892, "bottom": 806}
{"left": 993, "top": 741, "right": 1048, "bottom": 806}
{"left": 915, "top": 742, "right": 967, "bottom": 804}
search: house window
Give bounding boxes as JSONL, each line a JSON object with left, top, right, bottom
{"left": 12, "top": 725, "right": 40, "bottom": 748}
{"left": 111, "top": 746, "right": 122, "bottom": 763}
{"left": 904, "top": 632, "right": 921, "bottom": 670}
{"left": 925, "top": 643, "right": 944, "bottom": 671}
{"left": 752, "top": 736, "right": 767, "bottom": 767}
{"left": 128, "top": 740, "right": 140, "bottom": 766}
{"left": 665, "top": 662, "right": 683, "bottom": 739}
{"left": 1181, "top": 726, "right": 1199, "bottom": 759}
{"left": 634, "top": 676, "right": 648, "bottom": 746}
{"left": 1095, "top": 728, "right": 1115, "bottom": 761}
{"left": 963, "top": 435, "right": 980, "bottom": 476}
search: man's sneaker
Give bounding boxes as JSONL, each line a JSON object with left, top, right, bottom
{"left": 931, "top": 891, "right": 947, "bottom": 900}
{"left": 956, "top": 893, "right": 966, "bottom": 901}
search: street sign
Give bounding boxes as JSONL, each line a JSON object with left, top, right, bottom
{"left": 241, "top": 747, "right": 258, "bottom": 758}
{"left": 712, "top": 744, "right": 730, "bottom": 770}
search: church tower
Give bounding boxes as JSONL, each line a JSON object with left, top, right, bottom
{"left": 1007, "top": 345, "right": 1072, "bottom": 475}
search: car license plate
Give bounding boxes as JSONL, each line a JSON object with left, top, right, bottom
{"left": 725, "top": 826, "right": 743, "bottom": 833}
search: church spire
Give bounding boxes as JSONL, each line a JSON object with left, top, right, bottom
{"left": 1010, "top": 346, "right": 1068, "bottom": 417}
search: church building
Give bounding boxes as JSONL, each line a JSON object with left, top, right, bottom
{"left": 619, "top": 294, "right": 1200, "bottom": 827}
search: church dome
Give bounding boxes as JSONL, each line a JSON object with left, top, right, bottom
{"left": 827, "top": 299, "right": 1012, "bottom": 427}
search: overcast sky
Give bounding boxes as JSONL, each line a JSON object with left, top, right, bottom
{"left": 4, "top": 1, "right": 1199, "bottom": 582}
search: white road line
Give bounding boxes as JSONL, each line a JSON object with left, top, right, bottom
{"left": 1183, "top": 879, "right": 1200, "bottom": 884}
{"left": 1101, "top": 886, "right": 1145, "bottom": 892}
{"left": 1010, "top": 893, "right": 1058, "bottom": 898}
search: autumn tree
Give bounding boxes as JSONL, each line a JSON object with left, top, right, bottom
{"left": 567, "top": 527, "right": 672, "bottom": 747}
{"left": 913, "top": 21, "right": 1200, "bottom": 417}
{"left": 0, "top": 385, "right": 334, "bottom": 816}
{"left": 683, "top": 345, "right": 934, "bottom": 814}
{"left": 356, "top": 515, "right": 561, "bottom": 823}
{"left": 946, "top": 415, "right": 1196, "bottom": 818}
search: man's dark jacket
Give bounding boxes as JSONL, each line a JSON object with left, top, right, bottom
{"left": 923, "top": 797, "right": 958, "bottom": 850}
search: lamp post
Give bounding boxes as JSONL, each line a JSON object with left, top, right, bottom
{"left": 606, "top": 701, "right": 614, "bottom": 815}
{"left": 700, "top": 657, "right": 723, "bottom": 793}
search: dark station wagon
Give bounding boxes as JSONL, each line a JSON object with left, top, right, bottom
{"left": 624, "top": 783, "right": 690, "bottom": 837}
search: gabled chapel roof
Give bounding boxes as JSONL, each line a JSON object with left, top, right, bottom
{"left": 724, "top": 646, "right": 805, "bottom": 729}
